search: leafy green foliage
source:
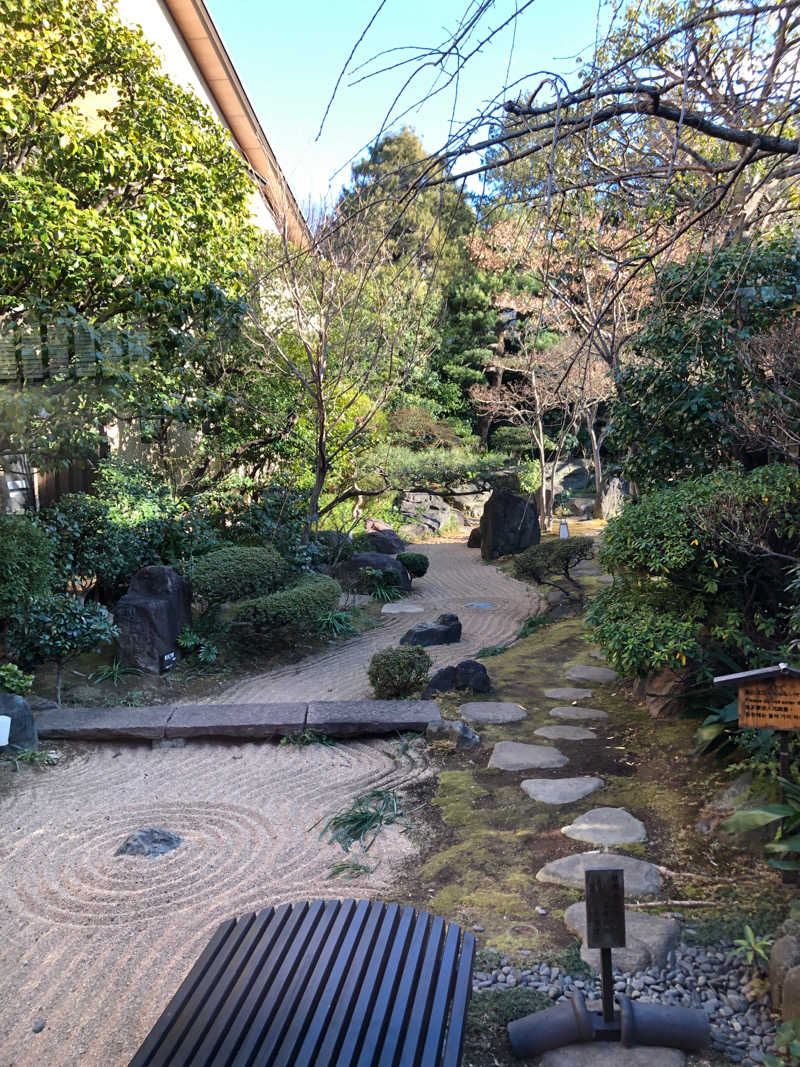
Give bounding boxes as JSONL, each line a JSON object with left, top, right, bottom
{"left": 326, "top": 857, "right": 378, "bottom": 879}
{"left": 363, "top": 568, "right": 403, "bottom": 602}
{"left": 0, "top": 515, "right": 54, "bottom": 625}
{"left": 396, "top": 552, "right": 429, "bottom": 578}
{"left": 722, "top": 777, "right": 800, "bottom": 871}
{"left": 317, "top": 610, "right": 357, "bottom": 638}
{"left": 0, "top": 663, "right": 33, "bottom": 694}
{"left": 367, "top": 645, "right": 432, "bottom": 698}
{"left": 10, "top": 595, "right": 117, "bottom": 703}
{"left": 88, "top": 658, "right": 142, "bottom": 687}
{"left": 731, "top": 924, "right": 772, "bottom": 967}
{"left": 512, "top": 537, "right": 595, "bottom": 583}
{"left": 311, "top": 531, "right": 354, "bottom": 565}
{"left": 381, "top": 446, "right": 510, "bottom": 489}
{"left": 232, "top": 575, "right": 342, "bottom": 647}
{"left": 693, "top": 700, "right": 740, "bottom": 757}
{"left": 189, "top": 546, "right": 287, "bottom": 606}
{"left": 279, "top": 729, "right": 335, "bottom": 747}
{"left": 350, "top": 532, "right": 374, "bottom": 554}
{"left": 614, "top": 236, "right": 800, "bottom": 487}
{"left": 201, "top": 485, "right": 322, "bottom": 570}
{"left": 517, "top": 614, "right": 554, "bottom": 638}
{"left": 589, "top": 465, "right": 800, "bottom": 676}
{"left": 1, "top": 747, "right": 61, "bottom": 771}
{"left": 764, "top": 1017, "right": 800, "bottom": 1067}
{"left": 176, "top": 627, "right": 219, "bottom": 666}
{"left": 318, "top": 788, "right": 410, "bottom": 852}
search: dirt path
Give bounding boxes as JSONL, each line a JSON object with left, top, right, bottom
{"left": 0, "top": 735, "right": 431, "bottom": 1066}
{"left": 212, "top": 539, "right": 542, "bottom": 703}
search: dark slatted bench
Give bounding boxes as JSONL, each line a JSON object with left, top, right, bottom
{"left": 130, "top": 898, "right": 475, "bottom": 1067}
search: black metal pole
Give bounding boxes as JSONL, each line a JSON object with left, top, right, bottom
{"left": 601, "top": 947, "right": 614, "bottom": 1023}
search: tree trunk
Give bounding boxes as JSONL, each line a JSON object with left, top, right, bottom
{"left": 587, "top": 415, "right": 603, "bottom": 516}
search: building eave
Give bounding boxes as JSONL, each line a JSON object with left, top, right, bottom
{"left": 161, "top": 0, "right": 311, "bottom": 248}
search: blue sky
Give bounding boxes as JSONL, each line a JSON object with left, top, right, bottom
{"left": 206, "top": 0, "right": 604, "bottom": 211}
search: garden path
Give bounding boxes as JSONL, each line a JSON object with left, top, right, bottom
{"left": 208, "top": 539, "right": 542, "bottom": 704}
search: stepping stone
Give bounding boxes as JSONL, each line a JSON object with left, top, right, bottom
{"left": 534, "top": 724, "right": 597, "bottom": 741}
{"left": 538, "top": 1045, "right": 685, "bottom": 1066}
{"left": 381, "top": 602, "right": 424, "bottom": 613}
{"left": 488, "top": 741, "right": 568, "bottom": 771}
{"left": 465, "top": 601, "right": 494, "bottom": 609}
{"left": 550, "top": 706, "right": 608, "bottom": 722}
{"left": 460, "top": 701, "right": 527, "bottom": 724}
{"left": 562, "top": 807, "right": 647, "bottom": 846}
{"left": 307, "top": 700, "right": 440, "bottom": 736}
{"left": 521, "top": 777, "right": 603, "bottom": 804}
{"left": 536, "top": 851, "right": 662, "bottom": 897}
{"left": 565, "top": 664, "right": 619, "bottom": 684}
{"left": 564, "top": 901, "right": 679, "bottom": 973}
{"left": 544, "top": 687, "right": 592, "bottom": 701}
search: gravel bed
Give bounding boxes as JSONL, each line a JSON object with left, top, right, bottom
{"left": 472, "top": 942, "right": 776, "bottom": 1065}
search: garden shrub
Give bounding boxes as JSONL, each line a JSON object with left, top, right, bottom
{"left": 311, "top": 530, "right": 354, "bottom": 565}
{"left": 351, "top": 531, "right": 373, "bottom": 554}
{"left": 367, "top": 645, "right": 432, "bottom": 699}
{"left": 588, "top": 465, "right": 800, "bottom": 677}
{"left": 199, "top": 484, "right": 320, "bottom": 569}
{"left": 232, "top": 575, "right": 342, "bottom": 646}
{"left": 0, "top": 514, "right": 54, "bottom": 624}
{"left": 396, "top": 552, "right": 429, "bottom": 578}
{"left": 190, "top": 546, "right": 287, "bottom": 604}
{"left": 0, "top": 663, "right": 34, "bottom": 695}
{"left": 512, "top": 538, "right": 594, "bottom": 583}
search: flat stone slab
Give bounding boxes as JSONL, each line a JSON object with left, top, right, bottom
{"left": 550, "top": 706, "right": 609, "bottom": 722}
{"left": 544, "top": 687, "right": 592, "bottom": 701}
{"left": 36, "top": 705, "right": 171, "bottom": 741}
{"left": 165, "top": 704, "right": 307, "bottom": 739}
{"left": 488, "top": 741, "right": 568, "bottom": 771}
{"left": 521, "top": 777, "right": 603, "bottom": 804}
{"left": 536, "top": 851, "right": 662, "bottom": 897}
{"left": 307, "top": 700, "right": 440, "bottom": 736}
{"left": 538, "top": 1045, "right": 684, "bottom": 1067}
{"left": 465, "top": 601, "right": 494, "bottom": 609}
{"left": 534, "top": 724, "right": 597, "bottom": 741}
{"left": 381, "top": 602, "right": 425, "bottom": 614}
{"left": 562, "top": 807, "right": 647, "bottom": 846}
{"left": 460, "top": 701, "right": 527, "bottom": 723}
{"left": 566, "top": 664, "right": 620, "bottom": 684}
{"left": 565, "top": 901, "right": 680, "bottom": 973}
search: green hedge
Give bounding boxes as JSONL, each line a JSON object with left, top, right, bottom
{"left": 368, "top": 645, "right": 432, "bottom": 698}
{"left": 233, "top": 575, "right": 342, "bottom": 645}
{"left": 191, "top": 545, "right": 287, "bottom": 604}
{"left": 396, "top": 552, "right": 429, "bottom": 578}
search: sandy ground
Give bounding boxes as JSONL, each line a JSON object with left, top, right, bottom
{"left": 211, "top": 539, "right": 542, "bottom": 703}
{"left": 0, "top": 737, "right": 429, "bottom": 1066}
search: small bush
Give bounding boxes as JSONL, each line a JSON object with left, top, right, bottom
{"left": 351, "top": 531, "right": 373, "bottom": 554}
{"left": 0, "top": 514, "right": 54, "bottom": 623}
{"left": 0, "top": 663, "right": 34, "bottom": 695}
{"left": 311, "top": 530, "right": 354, "bottom": 565}
{"left": 397, "top": 552, "right": 429, "bottom": 578}
{"left": 512, "top": 537, "right": 594, "bottom": 583}
{"left": 233, "top": 575, "right": 342, "bottom": 646}
{"left": 190, "top": 545, "right": 287, "bottom": 604}
{"left": 363, "top": 567, "right": 403, "bottom": 602}
{"left": 368, "top": 645, "right": 432, "bottom": 698}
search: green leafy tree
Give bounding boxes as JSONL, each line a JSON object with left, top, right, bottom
{"left": 0, "top": 514, "right": 54, "bottom": 653}
{"left": 10, "top": 595, "right": 117, "bottom": 704}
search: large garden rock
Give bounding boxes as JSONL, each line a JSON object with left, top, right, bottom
{"left": 400, "top": 613, "right": 462, "bottom": 647}
{"left": 114, "top": 565, "right": 190, "bottom": 674}
{"left": 600, "top": 476, "right": 627, "bottom": 518}
{"left": 399, "top": 491, "right": 463, "bottom": 535}
{"left": 536, "top": 851, "right": 662, "bottom": 897}
{"left": 565, "top": 901, "right": 680, "bottom": 973}
{"left": 0, "top": 692, "right": 37, "bottom": 751}
{"left": 422, "top": 660, "right": 490, "bottom": 697}
{"left": 333, "top": 552, "right": 412, "bottom": 592}
{"left": 633, "top": 667, "right": 689, "bottom": 718}
{"left": 446, "top": 483, "right": 492, "bottom": 518}
{"left": 771, "top": 936, "right": 800, "bottom": 1014}
{"left": 363, "top": 521, "right": 406, "bottom": 554}
{"left": 467, "top": 527, "right": 482, "bottom": 549}
{"left": 479, "top": 490, "right": 540, "bottom": 559}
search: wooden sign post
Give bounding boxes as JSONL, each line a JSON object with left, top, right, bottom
{"left": 585, "top": 869, "right": 626, "bottom": 1023}
{"left": 715, "top": 664, "right": 800, "bottom": 884}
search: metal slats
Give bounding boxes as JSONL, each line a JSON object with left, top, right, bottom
{"left": 129, "top": 899, "right": 474, "bottom": 1067}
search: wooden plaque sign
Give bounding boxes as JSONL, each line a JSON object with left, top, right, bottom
{"left": 585, "top": 868, "right": 626, "bottom": 949}
{"left": 739, "top": 676, "right": 800, "bottom": 730}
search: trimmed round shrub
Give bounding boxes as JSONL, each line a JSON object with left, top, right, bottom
{"left": 233, "top": 575, "right": 342, "bottom": 646}
{"left": 396, "top": 552, "right": 429, "bottom": 579}
{"left": 512, "top": 537, "right": 594, "bottom": 583}
{"left": 368, "top": 645, "right": 432, "bottom": 699}
{"left": 191, "top": 545, "right": 288, "bottom": 605}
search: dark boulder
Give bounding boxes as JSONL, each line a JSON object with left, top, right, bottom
{"left": 399, "top": 491, "right": 466, "bottom": 536}
{"left": 479, "top": 490, "right": 540, "bottom": 559}
{"left": 400, "top": 613, "right": 462, "bottom": 647}
{"left": 421, "top": 666, "right": 458, "bottom": 696}
{"left": 422, "top": 659, "right": 491, "bottom": 697}
{"left": 0, "top": 693, "right": 37, "bottom": 751}
{"left": 365, "top": 529, "right": 406, "bottom": 555}
{"left": 333, "top": 552, "right": 412, "bottom": 592}
{"left": 467, "top": 527, "right": 482, "bottom": 549}
{"left": 113, "top": 566, "right": 191, "bottom": 674}
{"left": 116, "top": 828, "right": 183, "bottom": 858}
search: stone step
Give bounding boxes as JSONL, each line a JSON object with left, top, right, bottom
{"left": 550, "top": 706, "right": 609, "bottom": 722}
{"left": 544, "top": 687, "right": 593, "bottom": 701}
{"left": 564, "top": 901, "right": 679, "bottom": 973}
{"left": 521, "top": 777, "right": 603, "bottom": 804}
{"left": 459, "top": 701, "right": 527, "bottom": 723}
{"left": 488, "top": 741, "right": 568, "bottom": 770}
{"left": 537, "top": 1044, "right": 684, "bottom": 1066}
{"left": 35, "top": 700, "right": 441, "bottom": 742}
{"left": 566, "top": 664, "right": 620, "bottom": 684}
{"left": 535, "top": 724, "right": 597, "bottom": 741}
{"left": 536, "top": 851, "right": 662, "bottom": 897}
{"left": 562, "top": 807, "right": 647, "bottom": 846}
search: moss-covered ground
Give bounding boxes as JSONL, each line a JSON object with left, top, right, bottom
{"left": 394, "top": 564, "right": 792, "bottom": 1066}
